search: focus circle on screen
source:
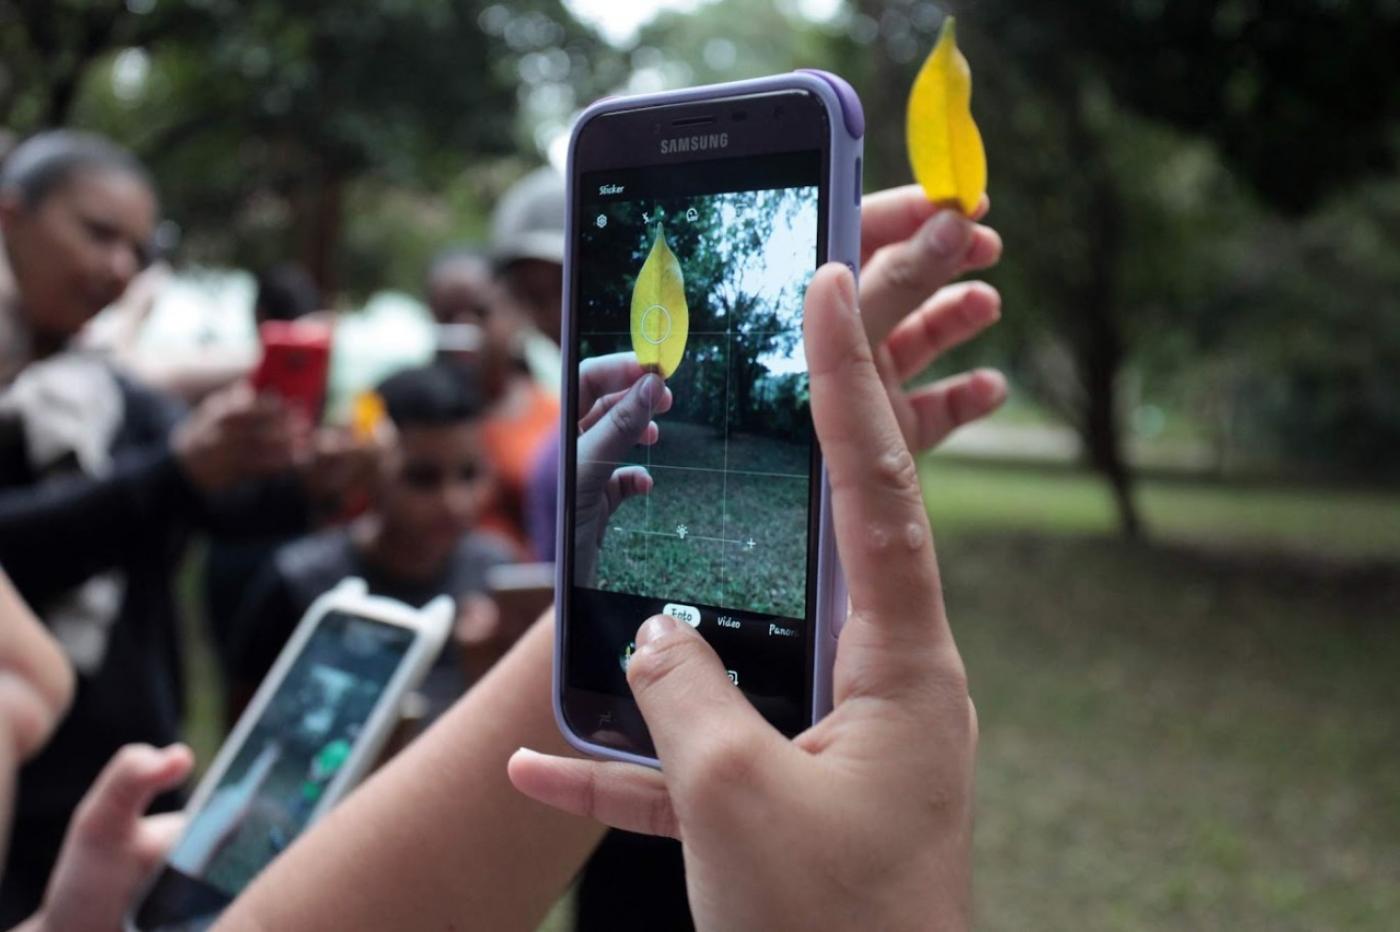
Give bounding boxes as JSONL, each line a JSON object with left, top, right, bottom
{"left": 639, "top": 304, "right": 673, "bottom": 345}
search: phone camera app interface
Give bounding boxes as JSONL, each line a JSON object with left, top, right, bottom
{"left": 569, "top": 151, "right": 823, "bottom": 737}
{"left": 141, "top": 613, "right": 413, "bottom": 926}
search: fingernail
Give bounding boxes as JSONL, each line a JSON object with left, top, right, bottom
{"left": 636, "top": 613, "right": 679, "bottom": 648}
{"left": 923, "top": 211, "right": 969, "bottom": 258}
{"left": 976, "top": 367, "right": 1009, "bottom": 404}
{"left": 833, "top": 264, "right": 857, "bottom": 314}
{"left": 639, "top": 373, "right": 663, "bottom": 406}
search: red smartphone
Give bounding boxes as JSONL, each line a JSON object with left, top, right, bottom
{"left": 250, "top": 320, "right": 333, "bottom": 425}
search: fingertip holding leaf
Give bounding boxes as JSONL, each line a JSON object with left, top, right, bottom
{"left": 907, "top": 16, "right": 987, "bottom": 215}
{"left": 630, "top": 225, "right": 690, "bottom": 378}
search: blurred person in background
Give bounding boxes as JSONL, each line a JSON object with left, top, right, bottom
{"left": 491, "top": 165, "right": 565, "bottom": 387}
{"left": 252, "top": 263, "right": 322, "bottom": 328}
{"left": 84, "top": 261, "right": 325, "bottom": 407}
{"left": 226, "top": 364, "right": 513, "bottom": 725}
{"left": 77, "top": 260, "right": 324, "bottom": 413}
{"left": 0, "top": 130, "right": 314, "bottom": 922}
{"left": 488, "top": 167, "right": 569, "bottom": 562}
{"left": 201, "top": 263, "right": 342, "bottom": 678}
{"left": 427, "top": 243, "right": 559, "bottom": 557}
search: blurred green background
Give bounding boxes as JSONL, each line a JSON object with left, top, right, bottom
{"left": 6, "top": 1, "right": 1398, "bottom": 928}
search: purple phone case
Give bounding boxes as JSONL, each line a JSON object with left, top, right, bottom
{"left": 554, "top": 70, "right": 864, "bottom": 768}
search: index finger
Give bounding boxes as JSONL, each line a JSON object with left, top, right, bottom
{"left": 73, "top": 743, "right": 194, "bottom": 849}
{"left": 860, "top": 186, "right": 989, "bottom": 264}
{"left": 804, "top": 264, "right": 947, "bottom": 642}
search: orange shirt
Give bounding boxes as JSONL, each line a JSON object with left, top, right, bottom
{"left": 480, "top": 380, "right": 559, "bottom": 556}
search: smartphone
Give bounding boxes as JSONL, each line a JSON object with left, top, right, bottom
{"left": 127, "top": 579, "right": 452, "bottom": 931}
{"left": 455, "top": 562, "right": 555, "bottom": 685}
{"left": 487, "top": 561, "right": 555, "bottom": 629}
{"left": 555, "top": 71, "right": 864, "bottom": 766}
{"left": 249, "top": 319, "right": 332, "bottom": 425}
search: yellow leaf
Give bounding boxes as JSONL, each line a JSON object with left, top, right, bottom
{"left": 906, "top": 16, "right": 987, "bottom": 215}
{"left": 350, "top": 389, "right": 386, "bottom": 442}
{"left": 630, "top": 225, "right": 690, "bottom": 378}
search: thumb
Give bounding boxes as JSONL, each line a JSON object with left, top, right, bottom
{"left": 578, "top": 373, "right": 665, "bottom": 471}
{"left": 625, "top": 615, "right": 785, "bottom": 789}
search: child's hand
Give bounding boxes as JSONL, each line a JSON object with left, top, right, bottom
{"left": 26, "top": 743, "right": 193, "bottom": 932}
{"left": 300, "top": 425, "right": 386, "bottom": 515}
{"left": 455, "top": 593, "right": 508, "bottom": 683}
{"left": 511, "top": 188, "right": 1005, "bottom": 932}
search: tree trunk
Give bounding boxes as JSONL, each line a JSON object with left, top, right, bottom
{"left": 1063, "top": 87, "right": 1145, "bottom": 540}
{"left": 300, "top": 169, "right": 343, "bottom": 300}
{"left": 41, "top": 71, "right": 80, "bottom": 127}
{"left": 1080, "top": 321, "right": 1142, "bottom": 539}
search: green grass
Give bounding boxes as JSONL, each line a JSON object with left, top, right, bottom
{"left": 922, "top": 454, "right": 1400, "bottom": 562}
{"left": 180, "top": 456, "right": 1400, "bottom": 931}
{"left": 594, "top": 420, "right": 810, "bottom": 616}
{"left": 921, "top": 458, "right": 1400, "bottom": 930}
{"left": 176, "top": 541, "right": 225, "bottom": 775}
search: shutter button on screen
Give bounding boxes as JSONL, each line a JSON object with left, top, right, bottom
{"left": 663, "top": 603, "right": 702, "bottom": 627}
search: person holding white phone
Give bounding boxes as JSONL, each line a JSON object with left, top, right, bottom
{"left": 211, "top": 186, "right": 1003, "bottom": 931}
{"left": 1, "top": 567, "right": 198, "bottom": 932}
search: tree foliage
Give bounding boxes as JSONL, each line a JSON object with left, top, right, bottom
{"left": 0, "top": 0, "right": 618, "bottom": 293}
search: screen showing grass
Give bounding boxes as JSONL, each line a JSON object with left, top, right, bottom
{"left": 575, "top": 184, "right": 818, "bottom": 620}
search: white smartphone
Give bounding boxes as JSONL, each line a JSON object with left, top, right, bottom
{"left": 126, "top": 578, "right": 452, "bottom": 931}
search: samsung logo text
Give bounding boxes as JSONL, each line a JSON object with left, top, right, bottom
{"left": 660, "top": 132, "right": 729, "bottom": 155}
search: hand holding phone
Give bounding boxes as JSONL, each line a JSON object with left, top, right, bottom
{"left": 516, "top": 234, "right": 1002, "bottom": 930}
{"left": 172, "top": 382, "right": 299, "bottom": 493}
{"left": 34, "top": 744, "right": 193, "bottom": 932}
{"left": 128, "top": 580, "right": 451, "bottom": 930}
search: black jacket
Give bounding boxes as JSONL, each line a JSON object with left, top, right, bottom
{"left": 0, "top": 373, "right": 308, "bottom": 922}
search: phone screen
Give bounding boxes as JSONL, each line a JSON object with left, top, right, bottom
{"left": 132, "top": 611, "right": 414, "bottom": 931}
{"left": 564, "top": 141, "right": 827, "bottom": 750}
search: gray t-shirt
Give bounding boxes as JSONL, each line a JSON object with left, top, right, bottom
{"left": 230, "top": 528, "right": 513, "bottom": 720}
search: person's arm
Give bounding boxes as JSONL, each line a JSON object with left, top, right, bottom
{"left": 0, "top": 568, "right": 74, "bottom": 875}
{"left": 192, "top": 472, "right": 312, "bottom": 538}
{"left": 0, "top": 381, "right": 301, "bottom": 603}
{"left": 0, "top": 449, "right": 197, "bottom": 602}
{"left": 214, "top": 614, "right": 604, "bottom": 931}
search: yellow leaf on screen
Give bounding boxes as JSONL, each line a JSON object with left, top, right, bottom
{"left": 630, "top": 226, "right": 690, "bottom": 378}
